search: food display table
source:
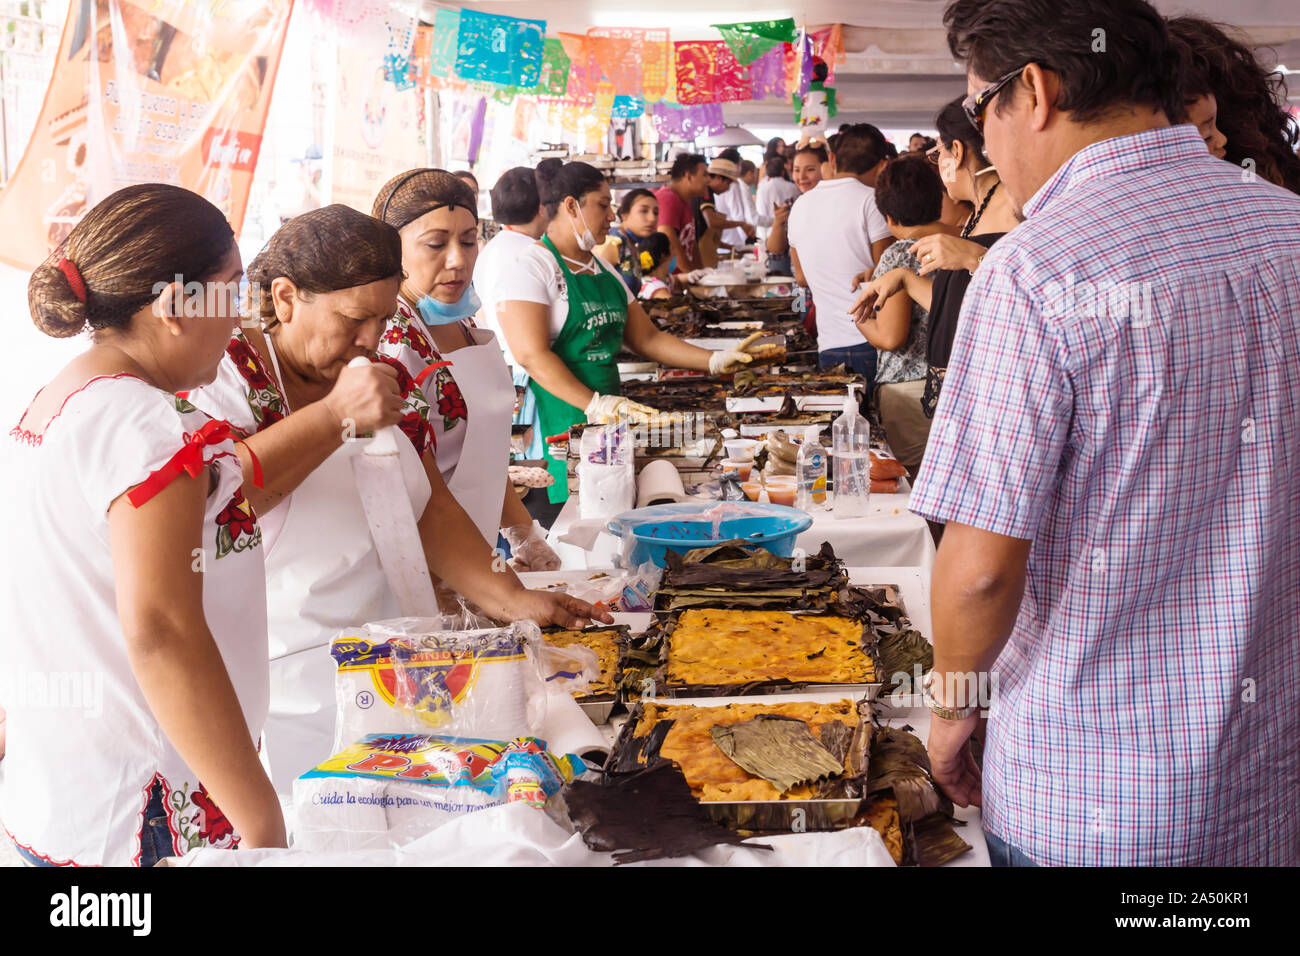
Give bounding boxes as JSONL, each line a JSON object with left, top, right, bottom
{"left": 547, "top": 492, "right": 937, "bottom": 572}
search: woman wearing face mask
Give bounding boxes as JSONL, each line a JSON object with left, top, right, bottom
{"left": 765, "top": 145, "right": 825, "bottom": 275}
{"left": 4, "top": 184, "right": 284, "bottom": 864}
{"left": 371, "top": 169, "right": 558, "bottom": 570}
{"left": 849, "top": 97, "right": 1019, "bottom": 417}
{"left": 187, "top": 205, "right": 609, "bottom": 790}
{"left": 496, "top": 162, "right": 761, "bottom": 507}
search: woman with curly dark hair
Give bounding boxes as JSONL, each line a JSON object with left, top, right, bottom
{"left": 1167, "top": 15, "right": 1300, "bottom": 194}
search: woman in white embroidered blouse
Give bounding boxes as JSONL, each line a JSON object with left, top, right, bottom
{"left": 2, "top": 184, "right": 285, "bottom": 865}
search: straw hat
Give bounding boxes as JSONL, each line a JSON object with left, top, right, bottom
{"left": 706, "top": 158, "right": 740, "bottom": 180}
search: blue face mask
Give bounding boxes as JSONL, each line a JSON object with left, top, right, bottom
{"left": 667, "top": 255, "right": 678, "bottom": 275}
{"left": 415, "top": 283, "right": 481, "bottom": 325}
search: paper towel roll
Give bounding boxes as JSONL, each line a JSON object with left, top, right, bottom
{"left": 539, "top": 687, "right": 609, "bottom": 760}
{"left": 636, "top": 459, "right": 689, "bottom": 509}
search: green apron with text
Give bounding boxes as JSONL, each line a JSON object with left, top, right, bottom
{"left": 530, "top": 236, "right": 630, "bottom": 503}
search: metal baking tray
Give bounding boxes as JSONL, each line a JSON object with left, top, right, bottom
{"left": 606, "top": 695, "right": 874, "bottom": 832}
{"left": 618, "top": 604, "right": 884, "bottom": 702}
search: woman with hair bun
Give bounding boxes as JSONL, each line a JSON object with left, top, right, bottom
{"left": 186, "top": 204, "right": 608, "bottom": 791}
{"left": 371, "top": 169, "right": 559, "bottom": 571}
{"left": 3, "top": 183, "right": 285, "bottom": 865}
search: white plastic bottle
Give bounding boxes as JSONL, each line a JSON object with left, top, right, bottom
{"left": 795, "top": 425, "right": 828, "bottom": 511}
{"left": 832, "top": 384, "right": 871, "bottom": 518}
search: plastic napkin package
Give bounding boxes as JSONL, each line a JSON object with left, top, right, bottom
{"left": 330, "top": 619, "right": 547, "bottom": 754}
{"left": 293, "top": 733, "right": 584, "bottom": 852}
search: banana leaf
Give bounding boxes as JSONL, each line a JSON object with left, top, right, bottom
{"left": 564, "top": 761, "right": 770, "bottom": 863}
{"left": 710, "top": 715, "right": 845, "bottom": 793}
{"left": 866, "top": 724, "right": 971, "bottom": 866}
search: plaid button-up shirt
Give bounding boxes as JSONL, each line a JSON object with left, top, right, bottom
{"left": 911, "top": 124, "right": 1300, "bottom": 865}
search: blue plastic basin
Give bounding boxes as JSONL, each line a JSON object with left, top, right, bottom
{"left": 605, "top": 501, "right": 812, "bottom": 568}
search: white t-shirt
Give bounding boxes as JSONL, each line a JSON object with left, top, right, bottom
{"left": 473, "top": 227, "right": 537, "bottom": 369}
{"left": 787, "top": 177, "right": 893, "bottom": 351}
{"left": 495, "top": 242, "right": 634, "bottom": 346}
{"left": 755, "top": 176, "right": 800, "bottom": 229}
{"left": 713, "top": 181, "right": 757, "bottom": 248}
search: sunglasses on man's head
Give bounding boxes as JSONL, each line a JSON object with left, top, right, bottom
{"left": 962, "top": 64, "right": 1028, "bottom": 131}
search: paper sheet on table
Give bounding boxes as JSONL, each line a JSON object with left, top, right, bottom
{"left": 539, "top": 686, "right": 608, "bottom": 759}
{"left": 556, "top": 518, "right": 609, "bottom": 551}
{"left": 173, "top": 800, "right": 897, "bottom": 867}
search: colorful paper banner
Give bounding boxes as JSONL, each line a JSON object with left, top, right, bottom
{"left": 749, "top": 42, "right": 792, "bottom": 100}
{"left": 454, "top": 10, "right": 546, "bottom": 89}
{"left": 537, "top": 38, "right": 571, "bottom": 97}
{"left": 712, "top": 18, "right": 797, "bottom": 65}
{"left": 650, "top": 102, "right": 725, "bottom": 140}
{"left": 587, "top": 27, "right": 646, "bottom": 97}
{"left": 810, "top": 24, "right": 846, "bottom": 82}
{"left": 428, "top": 8, "right": 460, "bottom": 78}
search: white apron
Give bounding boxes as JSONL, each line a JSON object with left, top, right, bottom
{"left": 260, "top": 345, "right": 432, "bottom": 792}
{"left": 414, "top": 323, "right": 515, "bottom": 545}
{"left": 440, "top": 328, "right": 515, "bottom": 544}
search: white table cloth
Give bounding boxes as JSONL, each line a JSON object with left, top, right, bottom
{"left": 547, "top": 492, "right": 936, "bottom": 572}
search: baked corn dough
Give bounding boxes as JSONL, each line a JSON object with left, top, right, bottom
{"left": 666, "top": 609, "right": 874, "bottom": 685}
{"left": 633, "top": 699, "right": 859, "bottom": 801}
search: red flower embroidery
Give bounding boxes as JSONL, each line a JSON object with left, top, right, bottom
{"left": 438, "top": 380, "right": 468, "bottom": 422}
{"left": 227, "top": 337, "right": 271, "bottom": 391}
{"left": 216, "top": 490, "right": 257, "bottom": 540}
{"left": 383, "top": 312, "right": 434, "bottom": 361}
{"left": 191, "top": 787, "right": 237, "bottom": 845}
{"left": 398, "top": 413, "right": 427, "bottom": 454}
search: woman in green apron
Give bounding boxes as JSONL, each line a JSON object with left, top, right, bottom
{"left": 496, "top": 162, "right": 758, "bottom": 505}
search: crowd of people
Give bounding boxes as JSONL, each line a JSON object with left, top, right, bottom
{"left": 2, "top": 0, "right": 1298, "bottom": 868}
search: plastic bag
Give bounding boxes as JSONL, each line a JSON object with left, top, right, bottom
{"left": 331, "top": 619, "right": 545, "bottom": 753}
{"left": 535, "top": 641, "right": 601, "bottom": 696}
{"left": 292, "top": 733, "right": 583, "bottom": 852}
{"left": 577, "top": 423, "right": 636, "bottom": 520}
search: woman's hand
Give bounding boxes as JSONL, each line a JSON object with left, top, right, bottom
{"left": 502, "top": 521, "right": 562, "bottom": 572}
{"left": 910, "top": 234, "right": 985, "bottom": 276}
{"left": 507, "top": 591, "right": 615, "bottom": 628}
{"left": 322, "top": 361, "right": 403, "bottom": 433}
{"left": 848, "top": 268, "right": 908, "bottom": 323}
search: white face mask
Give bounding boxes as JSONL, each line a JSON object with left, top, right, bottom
{"left": 938, "top": 156, "right": 959, "bottom": 184}
{"left": 567, "top": 203, "right": 597, "bottom": 252}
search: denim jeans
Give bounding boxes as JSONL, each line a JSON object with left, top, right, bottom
{"left": 15, "top": 779, "right": 172, "bottom": 866}
{"left": 984, "top": 829, "right": 1040, "bottom": 867}
{"left": 819, "top": 344, "right": 878, "bottom": 390}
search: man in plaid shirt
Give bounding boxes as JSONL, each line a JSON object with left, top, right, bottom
{"left": 906, "top": 0, "right": 1300, "bottom": 864}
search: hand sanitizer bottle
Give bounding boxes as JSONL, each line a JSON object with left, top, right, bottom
{"left": 795, "top": 425, "right": 827, "bottom": 511}
{"left": 832, "top": 384, "right": 871, "bottom": 518}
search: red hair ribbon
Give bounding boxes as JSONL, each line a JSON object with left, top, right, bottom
{"left": 127, "top": 419, "right": 262, "bottom": 508}
{"left": 57, "top": 258, "right": 87, "bottom": 303}
{"left": 414, "top": 359, "right": 453, "bottom": 387}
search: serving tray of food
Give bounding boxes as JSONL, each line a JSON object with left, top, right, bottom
{"left": 606, "top": 696, "right": 873, "bottom": 832}
{"left": 542, "top": 625, "right": 630, "bottom": 724}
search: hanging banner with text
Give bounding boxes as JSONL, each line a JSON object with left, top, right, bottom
{"left": 0, "top": 0, "right": 292, "bottom": 271}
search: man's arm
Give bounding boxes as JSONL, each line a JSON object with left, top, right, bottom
{"left": 870, "top": 236, "right": 893, "bottom": 266}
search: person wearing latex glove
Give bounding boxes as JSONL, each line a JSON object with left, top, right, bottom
{"left": 585, "top": 392, "right": 659, "bottom": 424}
{"left": 502, "top": 520, "right": 562, "bottom": 572}
{"left": 708, "top": 345, "right": 756, "bottom": 375}
{"left": 495, "top": 162, "right": 738, "bottom": 504}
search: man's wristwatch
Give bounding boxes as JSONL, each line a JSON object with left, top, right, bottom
{"left": 923, "top": 670, "right": 978, "bottom": 720}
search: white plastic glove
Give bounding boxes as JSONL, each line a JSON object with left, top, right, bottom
{"left": 709, "top": 347, "right": 755, "bottom": 375}
{"left": 683, "top": 269, "right": 709, "bottom": 284}
{"left": 502, "top": 521, "right": 562, "bottom": 572}
{"left": 584, "top": 392, "right": 658, "bottom": 424}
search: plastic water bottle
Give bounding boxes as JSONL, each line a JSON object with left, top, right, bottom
{"left": 795, "top": 425, "right": 828, "bottom": 511}
{"left": 832, "top": 384, "right": 871, "bottom": 518}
